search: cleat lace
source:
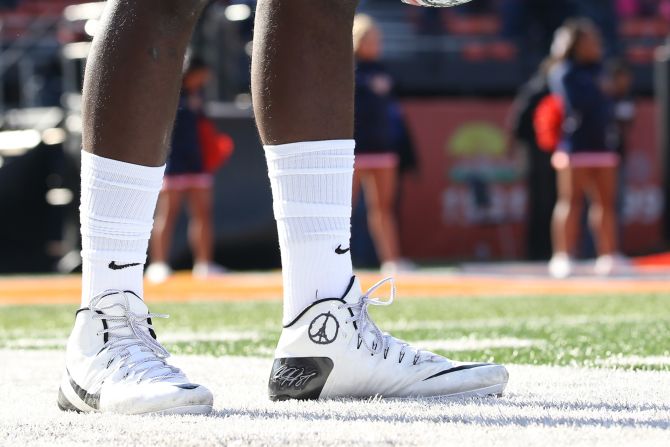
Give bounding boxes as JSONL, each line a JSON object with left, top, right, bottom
{"left": 340, "top": 278, "right": 439, "bottom": 364}
{"left": 90, "top": 290, "right": 183, "bottom": 383}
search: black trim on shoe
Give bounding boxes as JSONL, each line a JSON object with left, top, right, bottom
{"left": 57, "top": 387, "right": 82, "bottom": 413}
{"left": 123, "top": 290, "right": 158, "bottom": 338}
{"left": 174, "top": 383, "right": 200, "bottom": 390}
{"left": 75, "top": 307, "right": 90, "bottom": 317}
{"left": 422, "top": 363, "right": 493, "bottom": 381}
{"left": 268, "top": 357, "right": 334, "bottom": 401}
{"left": 283, "top": 276, "right": 357, "bottom": 328}
{"left": 94, "top": 310, "right": 109, "bottom": 344}
{"left": 123, "top": 290, "right": 143, "bottom": 300}
{"left": 67, "top": 368, "right": 100, "bottom": 410}
{"left": 146, "top": 318, "right": 158, "bottom": 340}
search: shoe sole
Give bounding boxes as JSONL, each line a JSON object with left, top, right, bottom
{"left": 58, "top": 377, "right": 213, "bottom": 416}
{"left": 271, "top": 381, "right": 507, "bottom": 402}
{"left": 399, "top": 382, "right": 508, "bottom": 400}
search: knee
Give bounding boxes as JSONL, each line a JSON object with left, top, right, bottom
{"left": 567, "top": 198, "right": 583, "bottom": 212}
{"left": 589, "top": 203, "right": 603, "bottom": 217}
{"left": 554, "top": 199, "right": 571, "bottom": 215}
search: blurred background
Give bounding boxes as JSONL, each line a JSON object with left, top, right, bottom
{"left": 1, "top": 0, "right": 670, "bottom": 274}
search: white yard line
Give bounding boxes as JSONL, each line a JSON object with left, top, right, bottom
{"left": 0, "top": 350, "right": 668, "bottom": 447}
{"left": 384, "top": 314, "right": 654, "bottom": 331}
{"left": 159, "top": 330, "right": 264, "bottom": 343}
{"left": 1, "top": 330, "right": 264, "bottom": 349}
{"left": 417, "top": 337, "right": 543, "bottom": 351}
{"left": 596, "top": 356, "right": 670, "bottom": 367}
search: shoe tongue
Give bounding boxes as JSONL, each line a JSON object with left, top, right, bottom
{"left": 94, "top": 291, "right": 153, "bottom": 340}
{"left": 341, "top": 277, "right": 363, "bottom": 306}
{"left": 95, "top": 291, "right": 149, "bottom": 317}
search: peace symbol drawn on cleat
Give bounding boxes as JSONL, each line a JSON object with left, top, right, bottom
{"left": 308, "top": 312, "right": 339, "bottom": 345}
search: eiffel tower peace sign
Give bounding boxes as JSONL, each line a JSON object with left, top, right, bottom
{"left": 308, "top": 312, "right": 340, "bottom": 345}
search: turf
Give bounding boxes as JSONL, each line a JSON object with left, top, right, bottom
{"left": 1, "top": 292, "right": 669, "bottom": 370}
{"left": 2, "top": 351, "right": 669, "bottom": 447}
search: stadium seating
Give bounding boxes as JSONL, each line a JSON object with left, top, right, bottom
{"left": 0, "top": 0, "right": 666, "bottom": 97}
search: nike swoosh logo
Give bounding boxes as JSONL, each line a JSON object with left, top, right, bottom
{"left": 335, "top": 245, "right": 350, "bottom": 255}
{"left": 108, "top": 261, "right": 142, "bottom": 270}
{"left": 422, "top": 363, "right": 492, "bottom": 381}
{"left": 174, "top": 383, "right": 200, "bottom": 390}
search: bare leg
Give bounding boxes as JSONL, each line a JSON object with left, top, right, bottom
{"left": 258, "top": 1, "right": 509, "bottom": 403}
{"left": 589, "top": 167, "right": 618, "bottom": 256}
{"left": 352, "top": 168, "right": 362, "bottom": 209}
{"left": 66, "top": 0, "right": 215, "bottom": 415}
{"left": 150, "top": 189, "right": 184, "bottom": 263}
{"left": 252, "top": 0, "right": 358, "bottom": 144}
{"left": 83, "top": 0, "right": 207, "bottom": 165}
{"left": 361, "top": 167, "right": 402, "bottom": 263}
{"left": 552, "top": 167, "right": 586, "bottom": 256}
{"left": 252, "top": 0, "right": 359, "bottom": 323}
{"left": 186, "top": 186, "right": 214, "bottom": 265}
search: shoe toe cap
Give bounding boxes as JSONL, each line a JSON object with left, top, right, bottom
{"left": 103, "top": 381, "right": 213, "bottom": 415}
{"left": 417, "top": 362, "right": 508, "bottom": 397}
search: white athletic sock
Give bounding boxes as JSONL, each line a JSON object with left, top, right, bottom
{"left": 265, "top": 140, "right": 355, "bottom": 325}
{"left": 80, "top": 151, "right": 165, "bottom": 306}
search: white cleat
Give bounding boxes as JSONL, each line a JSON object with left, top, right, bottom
{"left": 549, "top": 253, "right": 573, "bottom": 279}
{"left": 268, "top": 277, "right": 508, "bottom": 400}
{"left": 58, "top": 290, "right": 213, "bottom": 415}
{"left": 381, "top": 259, "right": 417, "bottom": 275}
{"left": 192, "top": 262, "right": 227, "bottom": 279}
{"left": 145, "top": 262, "right": 173, "bottom": 284}
{"left": 594, "top": 254, "right": 630, "bottom": 277}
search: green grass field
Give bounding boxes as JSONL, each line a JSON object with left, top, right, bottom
{"left": 2, "top": 292, "right": 669, "bottom": 370}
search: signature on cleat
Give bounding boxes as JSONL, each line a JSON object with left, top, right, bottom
{"left": 271, "top": 365, "right": 317, "bottom": 389}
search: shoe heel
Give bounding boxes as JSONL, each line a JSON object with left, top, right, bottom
{"left": 268, "top": 357, "right": 334, "bottom": 401}
{"left": 57, "top": 387, "right": 82, "bottom": 413}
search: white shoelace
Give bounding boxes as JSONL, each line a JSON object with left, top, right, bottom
{"left": 90, "top": 290, "right": 183, "bottom": 382}
{"left": 339, "top": 278, "right": 437, "bottom": 365}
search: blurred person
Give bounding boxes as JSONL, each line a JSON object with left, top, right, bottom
{"left": 352, "top": 14, "right": 415, "bottom": 274}
{"left": 501, "top": 0, "right": 573, "bottom": 73}
{"left": 604, "top": 59, "right": 635, "bottom": 159}
{"left": 604, "top": 59, "right": 636, "bottom": 247}
{"left": 146, "top": 58, "right": 229, "bottom": 283}
{"left": 59, "top": 0, "right": 507, "bottom": 416}
{"left": 547, "top": 19, "right": 622, "bottom": 278}
{"left": 573, "top": 0, "right": 620, "bottom": 57}
{"left": 508, "top": 59, "right": 557, "bottom": 261}
{"left": 618, "top": 0, "right": 670, "bottom": 18}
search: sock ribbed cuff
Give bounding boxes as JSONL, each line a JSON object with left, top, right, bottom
{"left": 80, "top": 151, "right": 165, "bottom": 186}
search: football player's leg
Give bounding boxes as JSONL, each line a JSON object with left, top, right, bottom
{"left": 254, "top": 0, "right": 508, "bottom": 401}
{"left": 252, "top": 0, "right": 358, "bottom": 324}
{"left": 81, "top": 0, "right": 207, "bottom": 302}
{"left": 60, "top": 0, "right": 213, "bottom": 415}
